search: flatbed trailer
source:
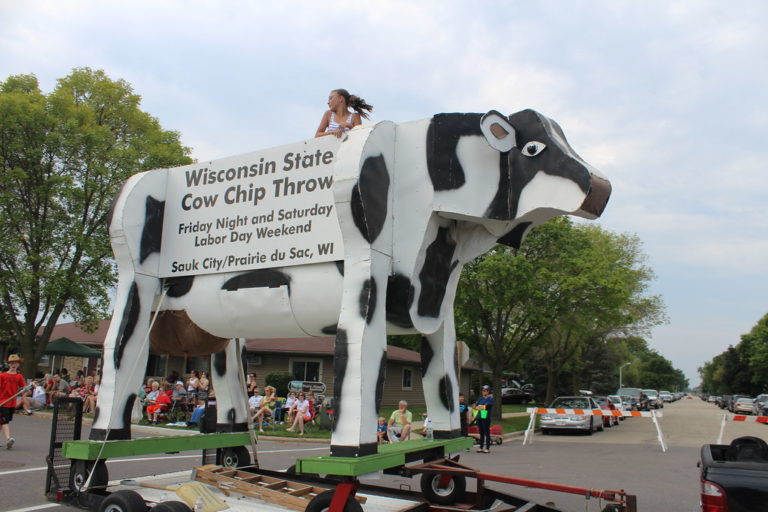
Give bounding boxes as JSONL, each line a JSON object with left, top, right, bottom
{"left": 47, "top": 399, "right": 637, "bottom": 512}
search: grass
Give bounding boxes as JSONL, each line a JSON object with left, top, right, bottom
{"left": 116, "top": 402, "right": 541, "bottom": 440}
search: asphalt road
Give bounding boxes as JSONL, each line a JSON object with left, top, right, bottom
{"left": 0, "top": 397, "right": 763, "bottom": 512}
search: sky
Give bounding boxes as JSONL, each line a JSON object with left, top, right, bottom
{"left": 1, "top": 1, "right": 766, "bottom": 387}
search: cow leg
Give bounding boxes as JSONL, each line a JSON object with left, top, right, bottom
{"left": 211, "top": 340, "right": 249, "bottom": 432}
{"left": 91, "top": 273, "right": 158, "bottom": 440}
{"left": 421, "top": 312, "right": 461, "bottom": 439}
{"left": 329, "top": 121, "right": 395, "bottom": 457}
{"left": 330, "top": 250, "right": 390, "bottom": 457}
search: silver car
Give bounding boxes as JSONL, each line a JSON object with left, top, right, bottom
{"left": 540, "top": 396, "right": 602, "bottom": 435}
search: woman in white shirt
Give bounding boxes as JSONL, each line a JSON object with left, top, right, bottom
{"left": 286, "top": 392, "right": 311, "bottom": 436}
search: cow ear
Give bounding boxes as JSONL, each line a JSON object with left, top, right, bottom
{"left": 480, "top": 110, "right": 516, "bottom": 152}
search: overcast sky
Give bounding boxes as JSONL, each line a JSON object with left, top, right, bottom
{"left": 2, "top": 1, "right": 766, "bottom": 386}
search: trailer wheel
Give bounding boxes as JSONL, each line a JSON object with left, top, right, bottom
{"left": 70, "top": 460, "right": 109, "bottom": 493}
{"left": 305, "top": 490, "right": 363, "bottom": 512}
{"left": 220, "top": 446, "right": 250, "bottom": 468}
{"left": 420, "top": 472, "right": 467, "bottom": 505}
{"left": 152, "top": 501, "right": 191, "bottom": 512}
{"left": 98, "top": 490, "right": 147, "bottom": 512}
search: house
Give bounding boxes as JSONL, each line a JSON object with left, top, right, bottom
{"left": 48, "top": 320, "right": 479, "bottom": 407}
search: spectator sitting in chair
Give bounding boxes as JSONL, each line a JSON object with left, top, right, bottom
{"left": 22, "top": 381, "right": 47, "bottom": 415}
{"left": 281, "top": 391, "right": 297, "bottom": 425}
{"left": 248, "top": 388, "right": 263, "bottom": 417}
{"left": 387, "top": 400, "right": 412, "bottom": 442}
{"left": 146, "top": 383, "right": 171, "bottom": 424}
{"left": 286, "top": 392, "right": 311, "bottom": 436}
{"left": 252, "top": 385, "right": 276, "bottom": 433}
{"left": 171, "top": 381, "right": 187, "bottom": 401}
{"left": 47, "top": 373, "right": 70, "bottom": 403}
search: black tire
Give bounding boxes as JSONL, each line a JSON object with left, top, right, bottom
{"left": 151, "top": 501, "right": 191, "bottom": 512}
{"left": 98, "top": 490, "right": 147, "bottom": 512}
{"left": 420, "top": 472, "right": 467, "bottom": 505}
{"left": 305, "top": 490, "right": 364, "bottom": 512}
{"left": 585, "top": 419, "right": 594, "bottom": 436}
{"left": 541, "top": 429, "right": 549, "bottom": 435}
{"left": 70, "top": 460, "right": 109, "bottom": 493}
{"left": 220, "top": 446, "right": 250, "bottom": 468}
{"left": 495, "top": 437, "right": 503, "bottom": 445}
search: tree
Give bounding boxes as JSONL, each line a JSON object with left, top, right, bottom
{"left": 454, "top": 220, "right": 571, "bottom": 418}
{"left": 455, "top": 217, "right": 668, "bottom": 410}
{"left": 0, "top": 68, "right": 191, "bottom": 375}
{"left": 531, "top": 224, "right": 666, "bottom": 403}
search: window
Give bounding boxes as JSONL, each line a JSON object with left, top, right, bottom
{"left": 291, "top": 359, "right": 321, "bottom": 382}
{"left": 146, "top": 354, "right": 168, "bottom": 377}
{"left": 402, "top": 367, "right": 413, "bottom": 390}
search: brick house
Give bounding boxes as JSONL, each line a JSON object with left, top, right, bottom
{"left": 48, "top": 321, "right": 478, "bottom": 407}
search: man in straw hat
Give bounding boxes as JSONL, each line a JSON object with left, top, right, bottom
{"left": 0, "top": 354, "right": 26, "bottom": 449}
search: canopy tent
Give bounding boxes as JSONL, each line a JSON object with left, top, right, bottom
{"left": 44, "top": 337, "right": 102, "bottom": 357}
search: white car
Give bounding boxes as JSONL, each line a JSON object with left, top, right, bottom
{"left": 540, "top": 396, "right": 603, "bottom": 435}
{"left": 608, "top": 395, "right": 628, "bottom": 421}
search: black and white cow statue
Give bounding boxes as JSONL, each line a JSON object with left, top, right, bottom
{"left": 93, "top": 109, "right": 610, "bottom": 458}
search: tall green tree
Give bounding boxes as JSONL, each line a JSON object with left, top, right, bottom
{"left": 0, "top": 68, "right": 191, "bottom": 375}
{"left": 531, "top": 224, "right": 666, "bottom": 402}
{"left": 454, "top": 217, "right": 667, "bottom": 413}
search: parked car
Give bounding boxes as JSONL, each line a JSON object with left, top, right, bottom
{"left": 501, "top": 385, "right": 534, "bottom": 404}
{"left": 734, "top": 398, "right": 755, "bottom": 415}
{"left": 608, "top": 394, "right": 628, "bottom": 411}
{"left": 642, "top": 389, "right": 663, "bottom": 409}
{"left": 659, "top": 391, "right": 673, "bottom": 402}
{"left": 616, "top": 387, "right": 649, "bottom": 411}
{"left": 729, "top": 395, "right": 752, "bottom": 413}
{"left": 594, "top": 396, "right": 619, "bottom": 427}
{"left": 539, "top": 396, "right": 602, "bottom": 435}
{"left": 718, "top": 395, "right": 732, "bottom": 409}
{"left": 753, "top": 394, "right": 768, "bottom": 416}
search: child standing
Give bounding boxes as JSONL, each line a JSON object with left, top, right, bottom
{"left": 0, "top": 354, "right": 26, "bottom": 449}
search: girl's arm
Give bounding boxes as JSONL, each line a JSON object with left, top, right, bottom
{"left": 315, "top": 111, "right": 331, "bottom": 137}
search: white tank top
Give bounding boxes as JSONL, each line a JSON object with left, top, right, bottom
{"left": 325, "top": 111, "right": 353, "bottom": 133}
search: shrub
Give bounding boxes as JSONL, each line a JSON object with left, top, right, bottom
{"left": 265, "top": 371, "right": 294, "bottom": 396}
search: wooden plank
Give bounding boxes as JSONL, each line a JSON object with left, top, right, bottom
{"left": 193, "top": 466, "right": 329, "bottom": 512}
{"left": 287, "top": 487, "right": 313, "bottom": 497}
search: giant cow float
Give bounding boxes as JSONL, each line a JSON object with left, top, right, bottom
{"left": 93, "top": 109, "right": 611, "bottom": 457}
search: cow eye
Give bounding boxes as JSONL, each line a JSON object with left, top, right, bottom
{"left": 521, "top": 141, "right": 546, "bottom": 157}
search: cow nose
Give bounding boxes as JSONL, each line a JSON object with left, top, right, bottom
{"left": 579, "top": 175, "right": 611, "bottom": 218}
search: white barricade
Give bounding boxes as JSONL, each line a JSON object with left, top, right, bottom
{"left": 717, "top": 413, "right": 768, "bottom": 444}
{"left": 523, "top": 407, "right": 667, "bottom": 452}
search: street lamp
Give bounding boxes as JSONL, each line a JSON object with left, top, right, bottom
{"left": 619, "top": 362, "right": 631, "bottom": 388}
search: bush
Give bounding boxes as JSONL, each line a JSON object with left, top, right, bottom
{"left": 265, "top": 372, "right": 293, "bottom": 396}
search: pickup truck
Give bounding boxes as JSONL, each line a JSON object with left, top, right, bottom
{"left": 699, "top": 436, "right": 768, "bottom": 511}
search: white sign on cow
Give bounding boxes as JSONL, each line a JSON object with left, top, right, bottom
{"left": 160, "top": 136, "right": 344, "bottom": 277}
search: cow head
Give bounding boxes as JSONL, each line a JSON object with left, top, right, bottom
{"left": 427, "top": 109, "right": 611, "bottom": 248}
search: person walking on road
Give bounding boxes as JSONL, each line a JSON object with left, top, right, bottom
{"left": 0, "top": 354, "right": 27, "bottom": 449}
{"left": 474, "top": 385, "right": 494, "bottom": 453}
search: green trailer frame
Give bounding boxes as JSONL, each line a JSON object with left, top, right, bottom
{"left": 62, "top": 431, "right": 252, "bottom": 460}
